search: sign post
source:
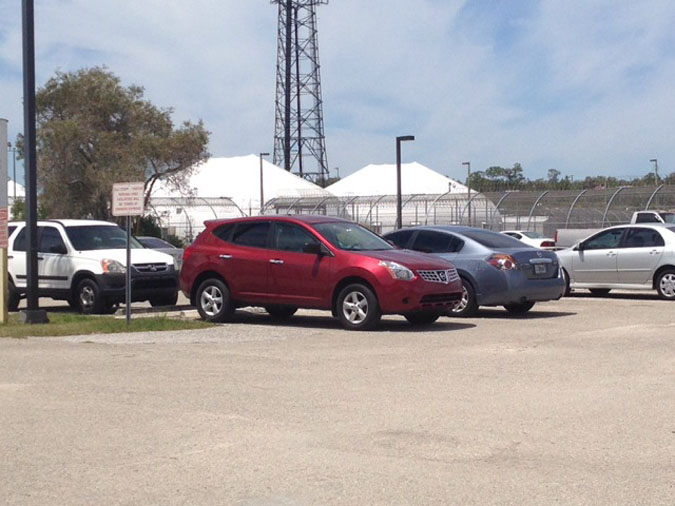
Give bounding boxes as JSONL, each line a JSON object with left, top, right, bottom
{"left": 112, "top": 182, "right": 144, "bottom": 325}
{"left": 0, "top": 118, "right": 8, "bottom": 323}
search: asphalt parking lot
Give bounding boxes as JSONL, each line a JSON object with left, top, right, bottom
{"left": 1, "top": 293, "right": 674, "bottom": 506}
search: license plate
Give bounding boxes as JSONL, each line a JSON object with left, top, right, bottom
{"left": 534, "top": 264, "right": 547, "bottom": 274}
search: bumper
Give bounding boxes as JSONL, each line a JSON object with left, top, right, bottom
{"left": 95, "top": 270, "right": 179, "bottom": 303}
{"left": 477, "top": 269, "right": 566, "bottom": 306}
{"left": 377, "top": 276, "right": 463, "bottom": 314}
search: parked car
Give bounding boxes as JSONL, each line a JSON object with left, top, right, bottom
{"left": 8, "top": 220, "right": 179, "bottom": 313}
{"left": 180, "top": 215, "right": 463, "bottom": 330}
{"left": 557, "top": 224, "right": 675, "bottom": 300}
{"left": 384, "top": 226, "right": 566, "bottom": 316}
{"left": 501, "top": 230, "right": 556, "bottom": 249}
{"left": 137, "top": 236, "right": 184, "bottom": 270}
{"left": 631, "top": 210, "right": 675, "bottom": 224}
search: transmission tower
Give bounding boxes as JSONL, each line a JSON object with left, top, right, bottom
{"left": 271, "top": 0, "right": 329, "bottom": 185}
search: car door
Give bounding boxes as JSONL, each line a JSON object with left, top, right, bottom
{"left": 8, "top": 226, "right": 27, "bottom": 288}
{"left": 268, "top": 222, "right": 333, "bottom": 306}
{"left": 617, "top": 227, "right": 665, "bottom": 284}
{"left": 37, "top": 226, "right": 72, "bottom": 291}
{"left": 219, "top": 221, "right": 273, "bottom": 301}
{"left": 572, "top": 228, "right": 625, "bottom": 284}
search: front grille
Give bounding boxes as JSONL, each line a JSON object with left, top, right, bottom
{"left": 417, "top": 268, "right": 459, "bottom": 284}
{"left": 420, "top": 293, "right": 462, "bottom": 304}
{"left": 132, "top": 277, "right": 177, "bottom": 290}
{"left": 133, "top": 262, "right": 168, "bottom": 273}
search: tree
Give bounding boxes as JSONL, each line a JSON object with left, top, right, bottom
{"left": 26, "top": 67, "right": 209, "bottom": 220}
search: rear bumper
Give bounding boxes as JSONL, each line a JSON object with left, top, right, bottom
{"left": 95, "top": 271, "right": 179, "bottom": 303}
{"left": 377, "top": 277, "right": 463, "bottom": 314}
{"left": 477, "top": 269, "right": 566, "bottom": 306}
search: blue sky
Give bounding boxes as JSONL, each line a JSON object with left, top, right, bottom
{"left": 1, "top": 0, "right": 674, "bottom": 185}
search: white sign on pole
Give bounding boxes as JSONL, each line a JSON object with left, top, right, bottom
{"left": 112, "top": 182, "right": 145, "bottom": 217}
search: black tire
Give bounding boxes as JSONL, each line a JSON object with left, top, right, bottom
{"left": 102, "top": 300, "right": 119, "bottom": 315}
{"left": 404, "top": 311, "right": 440, "bottom": 326}
{"left": 264, "top": 305, "right": 297, "bottom": 320}
{"left": 149, "top": 292, "right": 179, "bottom": 307}
{"left": 195, "top": 278, "right": 234, "bottom": 322}
{"left": 655, "top": 268, "right": 675, "bottom": 300}
{"left": 336, "top": 283, "right": 381, "bottom": 331}
{"left": 561, "top": 269, "right": 571, "bottom": 296}
{"left": 450, "top": 278, "right": 478, "bottom": 317}
{"left": 8, "top": 281, "right": 21, "bottom": 312}
{"left": 589, "top": 288, "right": 611, "bottom": 296}
{"left": 75, "top": 278, "right": 105, "bottom": 315}
{"left": 504, "top": 301, "right": 536, "bottom": 314}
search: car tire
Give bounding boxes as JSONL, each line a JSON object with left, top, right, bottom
{"left": 561, "top": 269, "right": 571, "bottom": 296}
{"left": 76, "top": 278, "right": 105, "bottom": 315}
{"left": 149, "top": 292, "right": 179, "bottom": 307}
{"left": 655, "top": 268, "right": 675, "bottom": 300}
{"left": 195, "top": 278, "right": 234, "bottom": 323}
{"left": 450, "top": 279, "right": 478, "bottom": 317}
{"left": 504, "top": 301, "right": 535, "bottom": 314}
{"left": 265, "top": 305, "right": 297, "bottom": 320}
{"left": 589, "top": 288, "right": 611, "bottom": 296}
{"left": 336, "top": 283, "right": 381, "bottom": 331}
{"left": 8, "top": 281, "right": 21, "bottom": 312}
{"left": 404, "top": 311, "right": 440, "bottom": 326}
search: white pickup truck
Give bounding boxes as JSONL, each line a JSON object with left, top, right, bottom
{"left": 631, "top": 210, "right": 675, "bottom": 224}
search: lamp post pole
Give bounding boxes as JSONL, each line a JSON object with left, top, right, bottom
{"left": 396, "top": 135, "right": 415, "bottom": 229}
{"left": 463, "top": 161, "right": 471, "bottom": 227}
{"left": 259, "top": 152, "right": 270, "bottom": 215}
{"left": 650, "top": 158, "right": 659, "bottom": 184}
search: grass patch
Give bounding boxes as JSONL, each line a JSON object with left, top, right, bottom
{"left": 0, "top": 313, "right": 211, "bottom": 338}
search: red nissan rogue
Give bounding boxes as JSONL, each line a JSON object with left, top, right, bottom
{"left": 180, "top": 216, "right": 463, "bottom": 330}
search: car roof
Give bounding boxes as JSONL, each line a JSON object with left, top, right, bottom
{"left": 203, "top": 214, "right": 351, "bottom": 228}
{"left": 8, "top": 219, "right": 118, "bottom": 227}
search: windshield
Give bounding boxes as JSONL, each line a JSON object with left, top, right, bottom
{"left": 66, "top": 225, "right": 143, "bottom": 251}
{"left": 462, "top": 229, "right": 532, "bottom": 249}
{"left": 138, "top": 237, "right": 173, "bottom": 249}
{"left": 660, "top": 213, "right": 675, "bottom": 224}
{"left": 313, "top": 222, "right": 393, "bottom": 251}
{"left": 522, "top": 231, "right": 544, "bottom": 239}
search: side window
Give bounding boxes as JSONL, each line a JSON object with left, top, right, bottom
{"left": 635, "top": 213, "right": 659, "bottom": 223}
{"left": 584, "top": 229, "right": 624, "bottom": 250}
{"left": 273, "top": 223, "right": 320, "bottom": 253}
{"left": 39, "top": 227, "right": 67, "bottom": 254}
{"left": 411, "top": 231, "right": 455, "bottom": 254}
{"left": 8, "top": 226, "right": 16, "bottom": 238}
{"left": 230, "top": 222, "right": 271, "bottom": 249}
{"left": 623, "top": 228, "right": 665, "bottom": 248}
{"left": 12, "top": 228, "right": 27, "bottom": 252}
{"left": 213, "top": 224, "right": 236, "bottom": 243}
{"left": 505, "top": 232, "right": 520, "bottom": 239}
{"left": 386, "top": 230, "right": 414, "bottom": 248}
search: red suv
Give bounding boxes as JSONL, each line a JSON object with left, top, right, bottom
{"left": 180, "top": 216, "right": 463, "bottom": 330}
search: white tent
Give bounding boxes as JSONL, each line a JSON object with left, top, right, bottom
{"left": 326, "top": 162, "right": 469, "bottom": 197}
{"left": 7, "top": 179, "right": 25, "bottom": 208}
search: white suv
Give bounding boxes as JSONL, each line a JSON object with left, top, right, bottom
{"left": 8, "top": 220, "right": 179, "bottom": 313}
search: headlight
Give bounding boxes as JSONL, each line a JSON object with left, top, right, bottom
{"left": 379, "top": 260, "right": 416, "bottom": 281}
{"left": 101, "top": 259, "right": 126, "bottom": 274}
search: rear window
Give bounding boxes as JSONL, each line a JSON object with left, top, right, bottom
{"left": 461, "top": 230, "right": 531, "bottom": 249}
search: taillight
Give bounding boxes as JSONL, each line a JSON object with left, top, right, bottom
{"left": 486, "top": 254, "right": 518, "bottom": 271}
{"left": 541, "top": 241, "right": 555, "bottom": 248}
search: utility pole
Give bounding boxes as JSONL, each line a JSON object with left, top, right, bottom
{"left": 259, "top": 152, "right": 269, "bottom": 215}
{"left": 463, "top": 162, "right": 471, "bottom": 227}
{"left": 650, "top": 159, "right": 659, "bottom": 184}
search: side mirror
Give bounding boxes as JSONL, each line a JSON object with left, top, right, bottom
{"left": 574, "top": 242, "right": 584, "bottom": 252}
{"left": 303, "top": 242, "right": 324, "bottom": 255}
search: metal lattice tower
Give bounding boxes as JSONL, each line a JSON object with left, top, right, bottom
{"left": 271, "top": 0, "right": 329, "bottom": 185}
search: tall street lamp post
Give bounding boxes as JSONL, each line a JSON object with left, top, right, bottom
{"left": 396, "top": 135, "right": 415, "bottom": 229}
{"left": 463, "top": 162, "right": 471, "bottom": 227}
{"left": 259, "top": 152, "right": 270, "bottom": 215}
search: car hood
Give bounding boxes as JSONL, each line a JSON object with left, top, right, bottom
{"left": 74, "top": 248, "right": 175, "bottom": 266}
{"left": 357, "top": 249, "right": 455, "bottom": 269}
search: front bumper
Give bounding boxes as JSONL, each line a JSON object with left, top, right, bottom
{"left": 377, "top": 276, "right": 463, "bottom": 314}
{"left": 476, "top": 268, "right": 566, "bottom": 306}
{"left": 95, "top": 269, "right": 179, "bottom": 303}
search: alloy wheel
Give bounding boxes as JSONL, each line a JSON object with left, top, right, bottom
{"left": 659, "top": 273, "right": 675, "bottom": 298}
{"left": 342, "top": 291, "right": 369, "bottom": 324}
{"left": 200, "top": 285, "right": 224, "bottom": 316}
{"left": 452, "top": 285, "right": 469, "bottom": 314}
{"left": 79, "top": 286, "right": 95, "bottom": 310}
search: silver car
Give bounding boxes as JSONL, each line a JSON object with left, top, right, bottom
{"left": 556, "top": 224, "right": 675, "bottom": 300}
{"left": 384, "top": 226, "right": 566, "bottom": 316}
{"left": 136, "top": 236, "right": 184, "bottom": 270}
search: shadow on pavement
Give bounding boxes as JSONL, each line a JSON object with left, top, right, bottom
{"left": 568, "top": 291, "right": 660, "bottom": 301}
{"left": 468, "top": 308, "right": 576, "bottom": 320}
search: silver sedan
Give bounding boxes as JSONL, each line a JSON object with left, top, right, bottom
{"left": 384, "top": 226, "right": 566, "bottom": 316}
{"left": 556, "top": 224, "right": 675, "bottom": 300}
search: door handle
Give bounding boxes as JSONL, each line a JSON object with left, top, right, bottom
{"left": 37, "top": 256, "right": 44, "bottom": 261}
{"left": 7, "top": 255, "right": 12, "bottom": 260}
{"left": 218, "top": 254, "right": 232, "bottom": 260}
{"left": 269, "top": 259, "right": 284, "bottom": 265}
{"left": 606, "top": 251, "right": 616, "bottom": 257}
